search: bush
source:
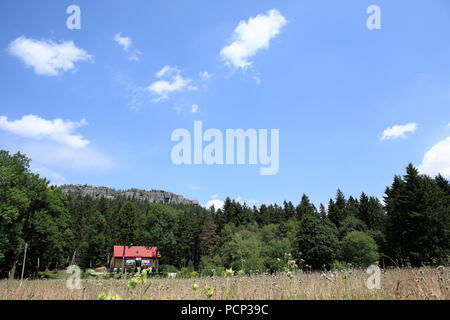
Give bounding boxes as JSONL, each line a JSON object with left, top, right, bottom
{"left": 242, "top": 256, "right": 265, "bottom": 274}
{"left": 338, "top": 216, "right": 367, "bottom": 239}
{"left": 201, "top": 264, "right": 225, "bottom": 277}
{"left": 159, "top": 265, "right": 179, "bottom": 273}
{"left": 340, "top": 231, "right": 379, "bottom": 267}
{"left": 179, "top": 266, "right": 194, "bottom": 278}
{"left": 331, "top": 261, "right": 347, "bottom": 271}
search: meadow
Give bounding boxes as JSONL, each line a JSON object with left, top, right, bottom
{"left": 0, "top": 267, "right": 448, "bottom": 300}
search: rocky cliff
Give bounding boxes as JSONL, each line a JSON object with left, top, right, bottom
{"left": 59, "top": 184, "right": 199, "bottom": 206}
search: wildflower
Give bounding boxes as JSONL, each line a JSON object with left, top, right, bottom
{"left": 192, "top": 283, "right": 199, "bottom": 292}
{"left": 98, "top": 292, "right": 122, "bottom": 300}
{"left": 226, "top": 268, "right": 234, "bottom": 277}
{"left": 204, "top": 286, "right": 216, "bottom": 299}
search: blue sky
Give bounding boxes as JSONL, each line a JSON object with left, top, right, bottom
{"left": 0, "top": 0, "right": 449, "bottom": 209}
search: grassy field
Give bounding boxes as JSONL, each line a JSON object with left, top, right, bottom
{"left": 0, "top": 267, "right": 448, "bottom": 300}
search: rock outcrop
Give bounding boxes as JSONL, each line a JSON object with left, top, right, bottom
{"left": 59, "top": 184, "right": 199, "bottom": 206}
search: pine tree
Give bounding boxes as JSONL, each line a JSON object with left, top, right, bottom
{"left": 296, "top": 194, "right": 316, "bottom": 219}
{"left": 357, "top": 193, "right": 386, "bottom": 230}
{"left": 117, "top": 201, "right": 137, "bottom": 245}
{"left": 385, "top": 164, "right": 449, "bottom": 266}
{"left": 199, "top": 210, "right": 217, "bottom": 257}
{"left": 327, "top": 189, "right": 348, "bottom": 228}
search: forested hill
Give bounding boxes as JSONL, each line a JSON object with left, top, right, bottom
{"left": 0, "top": 150, "right": 449, "bottom": 279}
{"left": 59, "top": 184, "right": 198, "bottom": 206}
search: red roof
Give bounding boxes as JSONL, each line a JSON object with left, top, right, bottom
{"left": 113, "top": 246, "right": 161, "bottom": 258}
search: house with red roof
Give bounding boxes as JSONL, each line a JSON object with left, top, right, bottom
{"left": 112, "top": 245, "right": 161, "bottom": 272}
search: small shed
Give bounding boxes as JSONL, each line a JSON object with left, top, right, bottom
{"left": 112, "top": 246, "right": 161, "bottom": 272}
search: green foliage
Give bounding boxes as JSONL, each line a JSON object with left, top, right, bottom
{"left": 1, "top": 150, "right": 448, "bottom": 276}
{"left": 159, "top": 264, "right": 178, "bottom": 273}
{"left": 331, "top": 260, "right": 347, "bottom": 271}
{"left": 297, "top": 213, "right": 339, "bottom": 270}
{"left": 338, "top": 215, "right": 367, "bottom": 239}
{"left": 384, "top": 164, "right": 449, "bottom": 266}
{"left": 137, "top": 203, "right": 178, "bottom": 265}
{"left": 98, "top": 293, "right": 123, "bottom": 300}
{"left": 117, "top": 201, "right": 138, "bottom": 245}
{"left": 179, "top": 266, "right": 195, "bottom": 278}
{"left": 327, "top": 189, "right": 348, "bottom": 228}
{"left": 340, "top": 231, "right": 379, "bottom": 267}
{"left": 203, "top": 286, "right": 216, "bottom": 299}
{"left": 0, "top": 151, "right": 73, "bottom": 277}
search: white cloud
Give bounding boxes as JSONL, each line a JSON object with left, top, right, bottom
{"left": 191, "top": 104, "right": 199, "bottom": 113}
{"left": 0, "top": 114, "right": 89, "bottom": 148}
{"left": 205, "top": 199, "right": 224, "bottom": 210}
{"left": 204, "top": 194, "right": 224, "bottom": 210}
{"left": 19, "top": 141, "right": 113, "bottom": 172}
{"left": 199, "top": 71, "right": 211, "bottom": 79}
{"left": 189, "top": 185, "right": 201, "bottom": 190}
{"left": 31, "top": 166, "right": 67, "bottom": 186}
{"left": 381, "top": 123, "right": 418, "bottom": 140}
{"left": 155, "top": 65, "right": 180, "bottom": 78}
{"left": 236, "top": 196, "right": 260, "bottom": 206}
{"left": 114, "top": 33, "right": 141, "bottom": 61}
{"left": 7, "top": 36, "right": 92, "bottom": 76}
{"left": 418, "top": 137, "right": 450, "bottom": 178}
{"left": 220, "top": 9, "right": 286, "bottom": 69}
{"left": 148, "top": 66, "right": 197, "bottom": 101}
{"left": 0, "top": 134, "right": 114, "bottom": 173}
{"left": 129, "top": 50, "right": 142, "bottom": 62}
{"left": 114, "top": 33, "right": 132, "bottom": 51}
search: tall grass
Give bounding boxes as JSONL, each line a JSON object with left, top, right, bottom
{"left": 0, "top": 267, "right": 447, "bottom": 300}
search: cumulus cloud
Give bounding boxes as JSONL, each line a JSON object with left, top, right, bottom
{"left": 204, "top": 194, "right": 224, "bottom": 210}
{"left": 205, "top": 199, "right": 224, "bottom": 210}
{"left": 114, "top": 33, "right": 132, "bottom": 51}
{"left": 418, "top": 137, "right": 450, "bottom": 178}
{"left": 0, "top": 114, "right": 89, "bottom": 149}
{"left": 381, "top": 123, "right": 418, "bottom": 140}
{"left": 7, "top": 36, "right": 92, "bottom": 76}
{"left": 191, "top": 104, "right": 199, "bottom": 113}
{"left": 220, "top": 9, "right": 286, "bottom": 69}
{"left": 148, "top": 65, "right": 197, "bottom": 101}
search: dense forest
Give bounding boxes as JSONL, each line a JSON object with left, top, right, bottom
{"left": 0, "top": 150, "right": 448, "bottom": 278}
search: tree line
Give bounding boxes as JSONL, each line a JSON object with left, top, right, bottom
{"left": 0, "top": 150, "right": 448, "bottom": 278}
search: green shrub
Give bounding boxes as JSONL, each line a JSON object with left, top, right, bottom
{"left": 340, "top": 231, "right": 379, "bottom": 267}
{"left": 297, "top": 214, "right": 340, "bottom": 270}
{"left": 331, "top": 261, "right": 347, "bottom": 271}
{"left": 179, "top": 266, "right": 194, "bottom": 278}
{"left": 159, "top": 265, "right": 179, "bottom": 273}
